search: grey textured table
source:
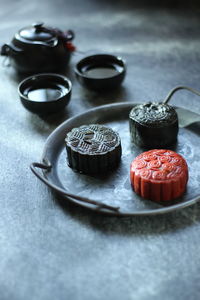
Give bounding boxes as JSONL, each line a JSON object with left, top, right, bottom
{"left": 1, "top": 1, "right": 200, "bottom": 299}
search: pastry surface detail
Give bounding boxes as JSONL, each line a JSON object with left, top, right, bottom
{"left": 130, "top": 149, "right": 188, "bottom": 202}
{"left": 65, "top": 124, "right": 122, "bottom": 174}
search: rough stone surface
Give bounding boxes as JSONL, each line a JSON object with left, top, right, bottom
{"left": 1, "top": 1, "right": 200, "bottom": 299}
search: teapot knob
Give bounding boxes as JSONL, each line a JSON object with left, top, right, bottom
{"left": 32, "top": 22, "right": 44, "bottom": 32}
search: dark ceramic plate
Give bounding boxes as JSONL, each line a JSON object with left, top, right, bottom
{"left": 31, "top": 102, "right": 200, "bottom": 216}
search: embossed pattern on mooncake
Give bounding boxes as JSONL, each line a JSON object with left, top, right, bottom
{"left": 129, "top": 102, "right": 179, "bottom": 148}
{"left": 65, "top": 124, "right": 122, "bottom": 174}
{"left": 130, "top": 149, "right": 188, "bottom": 202}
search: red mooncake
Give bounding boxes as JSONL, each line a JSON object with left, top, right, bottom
{"left": 130, "top": 149, "right": 188, "bottom": 202}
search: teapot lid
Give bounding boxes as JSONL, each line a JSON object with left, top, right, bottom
{"left": 16, "top": 22, "right": 55, "bottom": 43}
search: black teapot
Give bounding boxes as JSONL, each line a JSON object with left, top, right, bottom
{"left": 0, "top": 22, "right": 75, "bottom": 74}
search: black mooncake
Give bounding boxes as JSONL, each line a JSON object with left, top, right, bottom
{"left": 65, "top": 124, "right": 122, "bottom": 174}
{"left": 129, "top": 102, "right": 179, "bottom": 149}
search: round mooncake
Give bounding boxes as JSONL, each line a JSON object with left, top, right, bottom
{"left": 130, "top": 149, "right": 188, "bottom": 202}
{"left": 65, "top": 124, "right": 122, "bottom": 174}
{"left": 129, "top": 102, "right": 179, "bottom": 148}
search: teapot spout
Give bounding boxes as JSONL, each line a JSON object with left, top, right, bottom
{"left": 1, "top": 44, "right": 10, "bottom": 56}
{"left": 1, "top": 43, "right": 23, "bottom": 56}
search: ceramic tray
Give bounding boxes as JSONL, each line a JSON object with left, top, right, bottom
{"left": 31, "top": 102, "right": 200, "bottom": 216}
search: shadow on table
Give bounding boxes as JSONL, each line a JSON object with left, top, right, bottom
{"left": 77, "top": 85, "right": 129, "bottom": 107}
{"left": 55, "top": 192, "right": 200, "bottom": 236}
{"left": 26, "top": 108, "right": 72, "bottom": 136}
{"left": 6, "top": 62, "right": 75, "bottom": 84}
